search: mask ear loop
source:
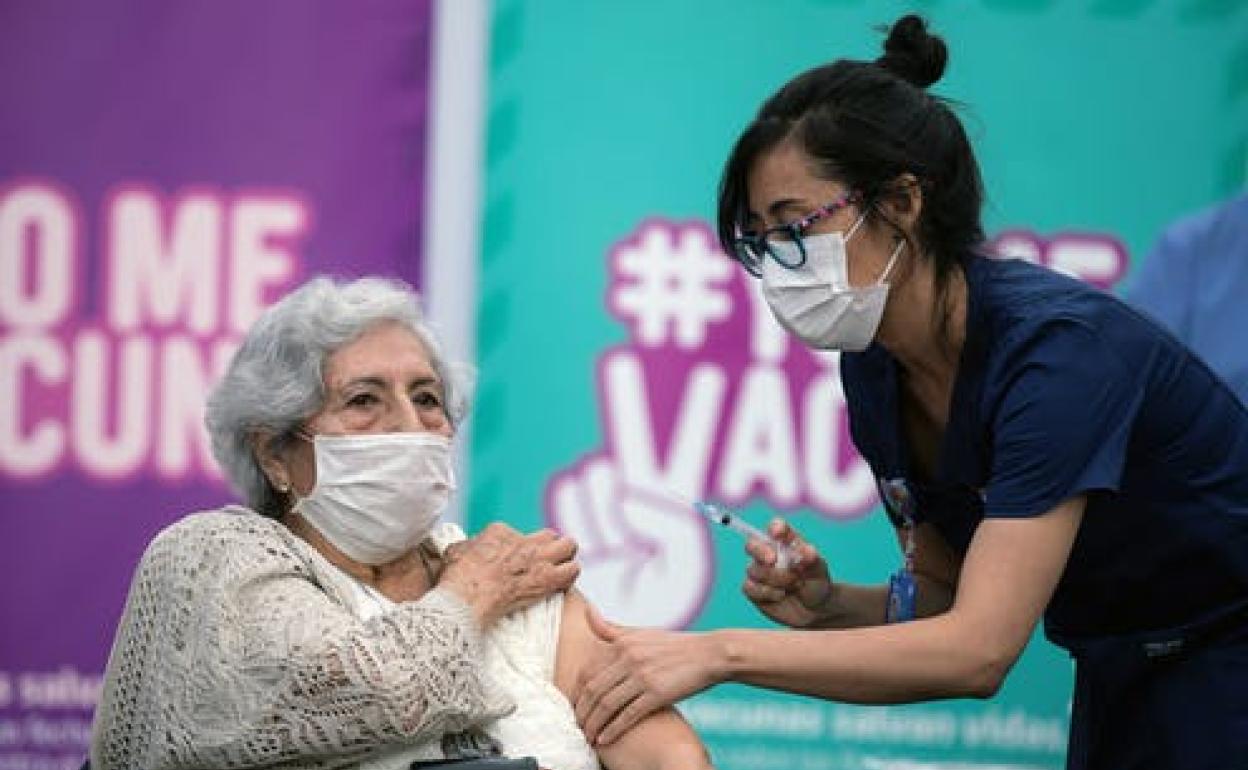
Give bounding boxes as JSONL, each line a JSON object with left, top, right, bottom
{"left": 286, "top": 487, "right": 306, "bottom": 516}
{"left": 843, "top": 209, "right": 903, "bottom": 286}
{"left": 284, "top": 428, "right": 318, "bottom": 513}
{"left": 845, "top": 211, "right": 868, "bottom": 241}
{"left": 877, "top": 238, "right": 906, "bottom": 285}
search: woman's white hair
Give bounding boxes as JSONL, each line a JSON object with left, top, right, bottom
{"left": 205, "top": 275, "right": 472, "bottom": 517}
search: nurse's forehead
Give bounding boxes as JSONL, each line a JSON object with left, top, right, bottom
{"left": 746, "top": 146, "right": 844, "bottom": 221}
{"left": 749, "top": 196, "right": 819, "bottom": 223}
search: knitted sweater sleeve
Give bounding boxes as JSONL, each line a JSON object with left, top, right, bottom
{"left": 90, "top": 510, "right": 512, "bottom": 770}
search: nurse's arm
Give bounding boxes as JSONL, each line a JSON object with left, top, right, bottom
{"left": 714, "top": 496, "right": 1084, "bottom": 702}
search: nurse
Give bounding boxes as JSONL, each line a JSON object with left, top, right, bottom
{"left": 573, "top": 14, "right": 1248, "bottom": 770}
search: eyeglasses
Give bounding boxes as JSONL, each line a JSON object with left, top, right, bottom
{"left": 730, "top": 191, "right": 861, "bottom": 277}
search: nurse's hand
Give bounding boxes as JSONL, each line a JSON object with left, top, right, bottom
{"left": 574, "top": 608, "right": 726, "bottom": 747}
{"left": 742, "top": 518, "right": 835, "bottom": 629}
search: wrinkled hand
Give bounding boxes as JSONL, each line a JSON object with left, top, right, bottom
{"left": 574, "top": 608, "right": 723, "bottom": 746}
{"left": 439, "top": 523, "right": 579, "bottom": 627}
{"left": 741, "top": 518, "right": 835, "bottom": 629}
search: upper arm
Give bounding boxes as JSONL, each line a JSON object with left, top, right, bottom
{"left": 555, "top": 591, "right": 709, "bottom": 770}
{"left": 947, "top": 497, "right": 1084, "bottom": 682}
{"left": 553, "top": 589, "right": 594, "bottom": 696}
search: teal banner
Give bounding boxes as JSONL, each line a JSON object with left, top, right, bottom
{"left": 469, "top": 2, "right": 1246, "bottom": 768}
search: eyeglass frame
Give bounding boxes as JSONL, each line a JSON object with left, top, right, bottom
{"left": 730, "top": 191, "right": 863, "bottom": 278}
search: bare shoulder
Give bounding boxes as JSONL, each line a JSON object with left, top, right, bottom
{"left": 553, "top": 588, "right": 602, "bottom": 698}
{"left": 552, "top": 592, "right": 715, "bottom": 769}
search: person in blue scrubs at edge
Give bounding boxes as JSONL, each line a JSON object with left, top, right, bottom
{"left": 1128, "top": 190, "right": 1248, "bottom": 406}
{"left": 572, "top": 14, "right": 1248, "bottom": 770}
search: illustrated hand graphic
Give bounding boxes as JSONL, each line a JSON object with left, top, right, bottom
{"left": 547, "top": 454, "right": 712, "bottom": 628}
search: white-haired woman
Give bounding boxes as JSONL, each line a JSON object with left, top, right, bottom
{"left": 89, "top": 276, "right": 711, "bottom": 770}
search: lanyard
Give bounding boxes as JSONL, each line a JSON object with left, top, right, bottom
{"left": 881, "top": 478, "right": 917, "bottom": 623}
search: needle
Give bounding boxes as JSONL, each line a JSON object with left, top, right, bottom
{"left": 690, "top": 498, "right": 799, "bottom": 569}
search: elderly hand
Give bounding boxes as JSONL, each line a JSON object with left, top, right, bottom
{"left": 438, "top": 523, "right": 579, "bottom": 627}
{"left": 574, "top": 609, "right": 725, "bottom": 747}
{"left": 742, "top": 518, "right": 835, "bottom": 629}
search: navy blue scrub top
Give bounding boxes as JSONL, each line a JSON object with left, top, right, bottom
{"left": 842, "top": 254, "right": 1248, "bottom": 648}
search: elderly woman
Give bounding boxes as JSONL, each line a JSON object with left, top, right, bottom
{"left": 89, "top": 276, "right": 711, "bottom": 770}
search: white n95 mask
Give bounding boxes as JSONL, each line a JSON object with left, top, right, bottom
{"left": 761, "top": 216, "right": 904, "bottom": 352}
{"left": 293, "top": 432, "right": 456, "bottom": 565}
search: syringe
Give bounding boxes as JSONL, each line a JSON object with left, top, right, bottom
{"left": 693, "top": 500, "right": 800, "bottom": 570}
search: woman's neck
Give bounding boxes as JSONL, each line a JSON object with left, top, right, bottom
{"left": 876, "top": 257, "right": 968, "bottom": 391}
{"left": 281, "top": 510, "right": 437, "bottom": 600}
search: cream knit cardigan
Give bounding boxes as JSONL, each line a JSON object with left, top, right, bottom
{"left": 90, "top": 507, "right": 515, "bottom": 770}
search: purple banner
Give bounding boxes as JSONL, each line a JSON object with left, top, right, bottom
{"left": 0, "top": 2, "right": 434, "bottom": 766}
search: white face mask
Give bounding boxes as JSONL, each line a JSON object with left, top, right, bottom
{"left": 292, "top": 432, "right": 456, "bottom": 565}
{"left": 760, "top": 215, "right": 904, "bottom": 352}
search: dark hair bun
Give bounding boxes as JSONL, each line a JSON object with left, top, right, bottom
{"left": 876, "top": 14, "right": 947, "bottom": 89}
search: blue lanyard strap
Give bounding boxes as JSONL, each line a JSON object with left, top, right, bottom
{"left": 880, "top": 478, "right": 918, "bottom": 623}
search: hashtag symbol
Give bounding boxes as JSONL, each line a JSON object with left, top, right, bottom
{"left": 610, "top": 222, "right": 734, "bottom": 349}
